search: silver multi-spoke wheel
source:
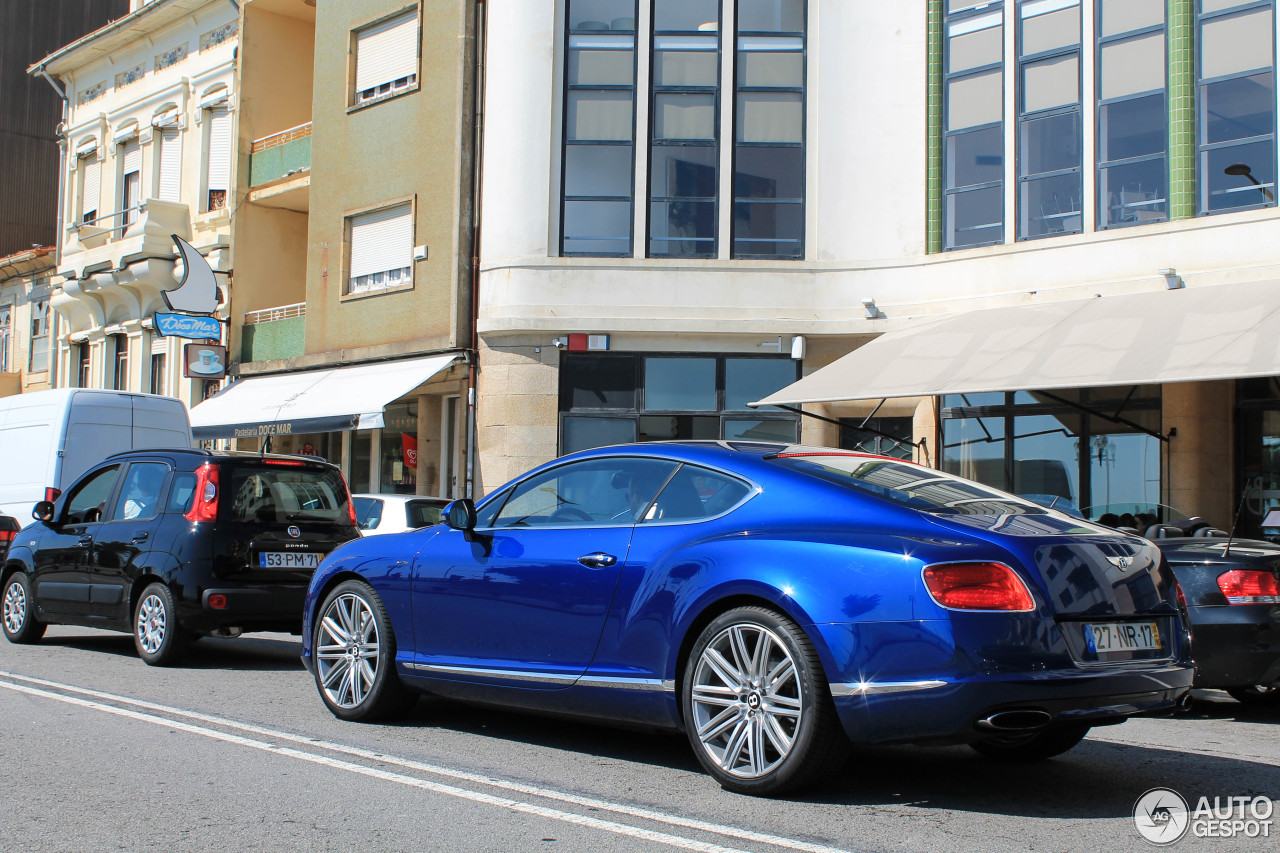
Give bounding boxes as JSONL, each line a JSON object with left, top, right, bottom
{"left": 317, "top": 592, "right": 381, "bottom": 709}
{"left": 3, "top": 579, "right": 28, "bottom": 634}
{"left": 691, "top": 622, "right": 803, "bottom": 780}
{"left": 135, "top": 593, "right": 168, "bottom": 654}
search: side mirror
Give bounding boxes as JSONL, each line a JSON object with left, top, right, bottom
{"left": 33, "top": 501, "right": 56, "bottom": 523}
{"left": 443, "top": 499, "right": 476, "bottom": 532}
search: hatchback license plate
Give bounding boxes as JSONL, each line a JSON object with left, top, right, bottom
{"left": 1084, "top": 622, "right": 1159, "bottom": 653}
{"left": 259, "top": 551, "right": 322, "bottom": 569}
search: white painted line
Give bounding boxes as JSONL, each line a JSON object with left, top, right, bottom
{"left": 0, "top": 678, "right": 755, "bottom": 853}
{"left": 0, "top": 671, "right": 855, "bottom": 853}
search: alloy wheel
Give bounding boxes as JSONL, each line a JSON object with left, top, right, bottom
{"left": 3, "top": 580, "right": 26, "bottom": 634}
{"left": 135, "top": 593, "right": 168, "bottom": 654}
{"left": 690, "top": 622, "right": 803, "bottom": 779}
{"left": 316, "top": 592, "right": 380, "bottom": 709}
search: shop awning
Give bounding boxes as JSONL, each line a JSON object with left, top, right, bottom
{"left": 189, "top": 353, "right": 461, "bottom": 440}
{"left": 752, "top": 281, "right": 1280, "bottom": 407}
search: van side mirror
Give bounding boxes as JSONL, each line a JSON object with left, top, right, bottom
{"left": 443, "top": 499, "right": 476, "bottom": 532}
{"left": 33, "top": 501, "right": 55, "bottom": 523}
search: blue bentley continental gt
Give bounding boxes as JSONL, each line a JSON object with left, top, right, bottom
{"left": 301, "top": 442, "right": 1194, "bottom": 795}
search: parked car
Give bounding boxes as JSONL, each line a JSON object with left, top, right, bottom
{"left": 1, "top": 449, "right": 359, "bottom": 665}
{"left": 0, "top": 388, "right": 191, "bottom": 520}
{"left": 0, "top": 513, "right": 19, "bottom": 560}
{"left": 353, "top": 494, "right": 450, "bottom": 536}
{"left": 301, "top": 442, "right": 1193, "bottom": 795}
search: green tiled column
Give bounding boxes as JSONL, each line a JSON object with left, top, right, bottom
{"left": 1168, "top": 0, "right": 1196, "bottom": 219}
{"left": 926, "top": 0, "right": 944, "bottom": 253}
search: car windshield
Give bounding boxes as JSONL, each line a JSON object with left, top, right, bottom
{"left": 225, "top": 464, "right": 351, "bottom": 523}
{"left": 767, "top": 451, "right": 1046, "bottom": 517}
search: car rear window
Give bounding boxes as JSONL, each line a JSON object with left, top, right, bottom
{"left": 767, "top": 452, "right": 1046, "bottom": 517}
{"left": 224, "top": 464, "right": 351, "bottom": 524}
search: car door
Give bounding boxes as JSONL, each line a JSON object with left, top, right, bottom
{"left": 30, "top": 464, "right": 122, "bottom": 617}
{"left": 92, "top": 460, "right": 172, "bottom": 621}
{"left": 411, "top": 456, "right": 679, "bottom": 686}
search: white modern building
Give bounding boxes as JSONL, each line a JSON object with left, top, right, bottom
{"left": 478, "top": 0, "right": 1280, "bottom": 536}
{"left": 30, "top": 0, "right": 239, "bottom": 409}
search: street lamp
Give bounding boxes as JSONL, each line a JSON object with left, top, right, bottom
{"left": 1224, "top": 162, "right": 1275, "bottom": 201}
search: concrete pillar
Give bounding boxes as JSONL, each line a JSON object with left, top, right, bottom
{"left": 475, "top": 335, "right": 560, "bottom": 496}
{"left": 1163, "top": 380, "right": 1233, "bottom": 527}
{"left": 417, "top": 393, "right": 441, "bottom": 496}
{"left": 800, "top": 403, "right": 839, "bottom": 446}
{"left": 914, "top": 398, "right": 940, "bottom": 469}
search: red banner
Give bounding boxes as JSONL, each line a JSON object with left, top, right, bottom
{"left": 401, "top": 433, "right": 418, "bottom": 470}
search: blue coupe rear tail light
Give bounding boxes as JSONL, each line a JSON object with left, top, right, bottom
{"left": 922, "top": 562, "right": 1036, "bottom": 612}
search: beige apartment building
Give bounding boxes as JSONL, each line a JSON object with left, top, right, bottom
{"left": 0, "top": 247, "right": 56, "bottom": 398}
{"left": 187, "top": 0, "right": 479, "bottom": 498}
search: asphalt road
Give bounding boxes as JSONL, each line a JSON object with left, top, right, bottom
{"left": 1, "top": 626, "right": 1277, "bottom": 853}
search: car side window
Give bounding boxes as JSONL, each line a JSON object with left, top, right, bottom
{"left": 356, "top": 498, "right": 384, "bottom": 530}
{"left": 643, "top": 464, "right": 752, "bottom": 524}
{"left": 406, "top": 501, "right": 443, "bottom": 528}
{"left": 63, "top": 465, "right": 121, "bottom": 525}
{"left": 492, "top": 458, "right": 679, "bottom": 528}
{"left": 168, "top": 472, "right": 197, "bottom": 513}
{"left": 112, "top": 462, "right": 170, "bottom": 521}
{"left": 474, "top": 488, "right": 510, "bottom": 529}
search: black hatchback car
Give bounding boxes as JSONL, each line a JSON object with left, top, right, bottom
{"left": 1, "top": 449, "right": 359, "bottom": 665}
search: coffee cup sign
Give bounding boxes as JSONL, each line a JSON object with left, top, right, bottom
{"left": 183, "top": 343, "right": 227, "bottom": 379}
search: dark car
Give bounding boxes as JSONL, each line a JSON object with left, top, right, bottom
{"left": 1, "top": 449, "right": 359, "bottom": 665}
{"left": 300, "top": 442, "right": 1193, "bottom": 796}
{"left": 1143, "top": 521, "right": 1280, "bottom": 707}
{"left": 0, "top": 513, "right": 19, "bottom": 560}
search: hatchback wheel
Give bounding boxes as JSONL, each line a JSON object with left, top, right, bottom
{"left": 314, "top": 580, "right": 414, "bottom": 722}
{"left": 133, "top": 582, "right": 191, "bottom": 666}
{"left": 1226, "top": 684, "right": 1280, "bottom": 707}
{"left": 970, "top": 723, "right": 1091, "bottom": 761}
{"left": 683, "top": 606, "right": 848, "bottom": 796}
{"left": 2, "top": 573, "right": 46, "bottom": 644}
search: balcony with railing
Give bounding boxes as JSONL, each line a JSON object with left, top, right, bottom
{"left": 62, "top": 198, "right": 192, "bottom": 278}
{"left": 240, "top": 301, "right": 306, "bottom": 362}
{"left": 247, "top": 122, "right": 311, "bottom": 211}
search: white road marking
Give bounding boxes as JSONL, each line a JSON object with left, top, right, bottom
{"left": 0, "top": 671, "right": 854, "bottom": 853}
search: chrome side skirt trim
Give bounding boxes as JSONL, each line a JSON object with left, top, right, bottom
{"left": 407, "top": 663, "right": 675, "bottom": 692}
{"left": 830, "top": 679, "right": 948, "bottom": 697}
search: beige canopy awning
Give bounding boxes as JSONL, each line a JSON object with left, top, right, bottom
{"left": 752, "top": 281, "right": 1280, "bottom": 407}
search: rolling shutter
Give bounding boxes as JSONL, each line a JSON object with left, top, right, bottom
{"left": 205, "top": 104, "right": 232, "bottom": 192}
{"left": 81, "top": 154, "right": 101, "bottom": 219}
{"left": 349, "top": 203, "right": 413, "bottom": 279}
{"left": 355, "top": 12, "right": 418, "bottom": 93}
{"left": 121, "top": 138, "right": 141, "bottom": 176}
{"left": 158, "top": 126, "right": 181, "bottom": 202}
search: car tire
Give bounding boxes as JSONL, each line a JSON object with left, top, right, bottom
{"left": 2, "top": 572, "right": 46, "bottom": 644}
{"left": 133, "top": 582, "right": 191, "bottom": 666}
{"left": 682, "top": 605, "right": 848, "bottom": 796}
{"left": 970, "top": 723, "right": 1091, "bottom": 761}
{"left": 313, "top": 580, "right": 415, "bottom": 722}
{"left": 1226, "top": 684, "right": 1280, "bottom": 707}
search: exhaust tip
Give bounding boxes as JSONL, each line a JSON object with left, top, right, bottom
{"left": 1177, "top": 692, "right": 1194, "bottom": 713}
{"left": 976, "top": 709, "right": 1053, "bottom": 732}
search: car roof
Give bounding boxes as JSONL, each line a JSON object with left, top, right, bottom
{"left": 104, "top": 448, "right": 340, "bottom": 468}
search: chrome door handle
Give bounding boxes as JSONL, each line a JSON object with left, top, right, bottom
{"left": 578, "top": 552, "right": 617, "bottom": 569}
{"left": 77, "top": 536, "right": 93, "bottom": 548}
{"left": 131, "top": 531, "right": 149, "bottom": 544}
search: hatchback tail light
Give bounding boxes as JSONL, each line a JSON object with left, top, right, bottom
{"left": 185, "top": 463, "right": 220, "bottom": 523}
{"left": 344, "top": 482, "right": 358, "bottom": 527}
{"left": 45, "top": 487, "right": 61, "bottom": 503}
{"left": 1217, "top": 569, "right": 1280, "bottom": 605}
{"left": 0, "top": 528, "right": 14, "bottom": 544}
{"left": 922, "top": 562, "right": 1036, "bottom": 612}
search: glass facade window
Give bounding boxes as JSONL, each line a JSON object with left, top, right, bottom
{"left": 559, "top": 352, "right": 799, "bottom": 453}
{"left": 1018, "top": 0, "right": 1082, "bottom": 240}
{"left": 839, "top": 416, "right": 914, "bottom": 459}
{"left": 29, "top": 299, "right": 48, "bottom": 373}
{"left": 1197, "top": 0, "right": 1276, "bottom": 214}
{"left": 941, "top": 387, "right": 1161, "bottom": 521}
{"left": 732, "top": 0, "right": 805, "bottom": 258}
{"left": 378, "top": 402, "right": 418, "bottom": 494}
{"left": 0, "top": 304, "right": 9, "bottom": 373}
{"left": 943, "top": 3, "right": 1004, "bottom": 248}
{"left": 1096, "top": 0, "right": 1168, "bottom": 227}
{"left": 562, "top": 0, "right": 638, "bottom": 256}
{"left": 150, "top": 352, "right": 166, "bottom": 396}
{"left": 649, "top": 0, "right": 721, "bottom": 258}
{"left": 111, "top": 336, "right": 128, "bottom": 391}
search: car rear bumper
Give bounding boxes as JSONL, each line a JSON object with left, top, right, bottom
{"left": 1188, "top": 604, "right": 1280, "bottom": 688}
{"left": 831, "top": 664, "right": 1194, "bottom": 745}
{"left": 175, "top": 585, "right": 307, "bottom": 634}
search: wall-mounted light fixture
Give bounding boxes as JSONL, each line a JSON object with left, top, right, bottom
{"left": 1159, "top": 268, "right": 1183, "bottom": 290}
{"left": 861, "top": 297, "right": 879, "bottom": 319}
{"left": 790, "top": 335, "right": 806, "bottom": 360}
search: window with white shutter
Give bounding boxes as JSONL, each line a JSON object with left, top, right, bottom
{"left": 204, "top": 104, "right": 232, "bottom": 211}
{"left": 81, "top": 152, "right": 101, "bottom": 223}
{"left": 158, "top": 126, "right": 181, "bottom": 202}
{"left": 121, "top": 138, "right": 142, "bottom": 233}
{"left": 353, "top": 10, "right": 419, "bottom": 105}
{"left": 347, "top": 202, "right": 414, "bottom": 295}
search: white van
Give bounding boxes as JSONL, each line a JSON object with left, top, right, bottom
{"left": 0, "top": 389, "right": 192, "bottom": 520}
